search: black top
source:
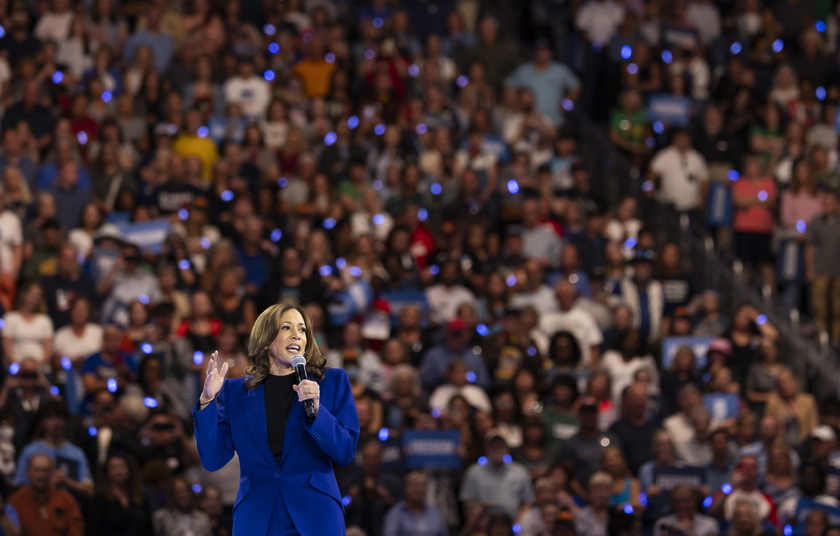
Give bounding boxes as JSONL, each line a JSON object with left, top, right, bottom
{"left": 264, "top": 373, "right": 297, "bottom": 465}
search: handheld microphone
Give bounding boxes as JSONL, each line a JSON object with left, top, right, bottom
{"left": 292, "top": 355, "right": 316, "bottom": 419}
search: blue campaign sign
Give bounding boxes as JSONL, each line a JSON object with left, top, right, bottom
{"left": 403, "top": 429, "right": 461, "bottom": 469}
{"left": 115, "top": 219, "right": 172, "bottom": 254}
{"left": 704, "top": 393, "right": 740, "bottom": 421}
{"left": 661, "top": 336, "right": 715, "bottom": 370}
{"left": 647, "top": 94, "right": 693, "bottom": 127}
{"left": 793, "top": 497, "right": 840, "bottom": 532}
{"left": 705, "top": 181, "right": 732, "bottom": 227}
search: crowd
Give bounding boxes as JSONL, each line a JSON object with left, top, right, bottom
{"left": 0, "top": 0, "right": 836, "bottom": 535}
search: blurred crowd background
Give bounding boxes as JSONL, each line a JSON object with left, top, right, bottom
{"left": 1, "top": 0, "right": 840, "bottom": 535}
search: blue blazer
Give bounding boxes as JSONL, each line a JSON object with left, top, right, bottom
{"left": 193, "top": 368, "right": 360, "bottom": 536}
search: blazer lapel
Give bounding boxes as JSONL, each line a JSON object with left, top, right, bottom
{"left": 244, "top": 384, "right": 278, "bottom": 468}
{"left": 280, "top": 398, "right": 303, "bottom": 465}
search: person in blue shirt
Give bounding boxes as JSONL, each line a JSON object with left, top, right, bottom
{"left": 383, "top": 471, "right": 448, "bottom": 536}
{"left": 505, "top": 39, "right": 582, "bottom": 127}
{"left": 121, "top": 5, "right": 173, "bottom": 73}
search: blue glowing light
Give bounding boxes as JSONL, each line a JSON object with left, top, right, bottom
{"left": 178, "top": 260, "right": 191, "bottom": 270}
{"left": 263, "top": 70, "right": 275, "bottom": 82}
{"left": 466, "top": 371, "right": 477, "bottom": 383}
{"left": 192, "top": 484, "right": 202, "bottom": 493}
{"left": 372, "top": 214, "right": 385, "bottom": 226}
{"left": 200, "top": 237, "right": 211, "bottom": 249}
{"left": 263, "top": 24, "right": 276, "bottom": 36}
{"left": 347, "top": 116, "right": 360, "bottom": 129}
{"left": 415, "top": 123, "right": 427, "bottom": 135}
{"left": 335, "top": 257, "right": 347, "bottom": 270}
{"left": 431, "top": 408, "right": 441, "bottom": 418}
{"left": 627, "top": 63, "right": 638, "bottom": 75}
{"left": 319, "top": 265, "right": 333, "bottom": 276}
{"left": 88, "top": 427, "right": 98, "bottom": 437}
{"left": 784, "top": 525, "right": 793, "bottom": 536}
{"left": 107, "top": 378, "right": 118, "bottom": 393}
{"left": 476, "top": 324, "right": 489, "bottom": 336}
{"left": 193, "top": 351, "right": 204, "bottom": 365}
{"left": 456, "top": 75, "right": 469, "bottom": 88}
{"left": 378, "top": 428, "right": 389, "bottom": 441}
{"left": 772, "top": 39, "right": 784, "bottom": 53}
{"left": 138, "top": 294, "right": 149, "bottom": 304}
{"left": 52, "top": 71, "right": 64, "bottom": 84}
{"left": 703, "top": 373, "right": 711, "bottom": 382}
{"left": 653, "top": 121, "right": 664, "bottom": 134}
{"left": 61, "top": 357, "right": 72, "bottom": 370}
{"left": 477, "top": 456, "right": 488, "bottom": 465}
{"left": 220, "top": 190, "right": 234, "bottom": 202}
{"left": 372, "top": 17, "right": 383, "bottom": 28}
{"left": 758, "top": 190, "right": 768, "bottom": 202}
{"left": 796, "top": 220, "right": 807, "bottom": 233}
{"left": 721, "top": 483, "right": 732, "bottom": 495}
{"left": 77, "top": 132, "right": 88, "bottom": 145}
{"left": 506, "top": 275, "right": 517, "bottom": 287}
{"left": 8, "top": 363, "right": 19, "bottom": 375}
{"left": 561, "top": 98, "right": 574, "bottom": 111}
{"left": 503, "top": 454, "right": 512, "bottom": 464}
{"left": 430, "top": 183, "right": 442, "bottom": 195}
{"left": 277, "top": 176, "right": 288, "bottom": 188}
{"left": 374, "top": 123, "right": 386, "bottom": 136}
{"left": 50, "top": 386, "right": 59, "bottom": 396}
{"left": 178, "top": 208, "right": 189, "bottom": 221}
{"left": 141, "top": 343, "right": 153, "bottom": 354}
{"left": 348, "top": 266, "right": 362, "bottom": 277}
{"left": 507, "top": 179, "right": 520, "bottom": 194}
{"left": 512, "top": 524, "right": 522, "bottom": 534}
{"left": 342, "top": 496, "right": 352, "bottom": 506}
{"left": 364, "top": 49, "right": 375, "bottom": 60}
{"left": 527, "top": 346, "right": 537, "bottom": 357}
{"left": 270, "top": 229, "right": 282, "bottom": 242}
{"left": 323, "top": 132, "right": 337, "bottom": 146}
{"left": 756, "top": 314, "right": 767, "bottom": 325}
{"left": 623, "top": 504, "right": 635, "bottom": 515}
{"left": 641, "top": 180, "right": 655, "bottom": 192}
{"left": 372, "top": 180, "right": 383, "bottom": 191}
{"left": 661, "top": 50, "right": 673, "bottom": 64}
{"left": 417, "top": 208, "right": 428, "bottom": 221}
{"left": 703, "top": 495, "right": 713, "bottom": 508}
{"left": 268, "top": 42, "right": 280, "bottom": 54}
{"left": 817, "top": 21, "right": 827, "bottom": 33}
{"left": 727, "top": 169, "right": 740, "bottom": 181}
{"left": 624, "top": 237, "right": 637, "bottom": 250}
{"left": 429, "top": 265, "right": 440, "bottom": 276}
{"left": 323, "top": 218, "right": 336, "bottom": 230}
{"left": 101, "top": 91, "right": 112, "bottom": 103}
{"left": 197, "top": 126, "right": 209, "bottom": 138}
{"left": 0, "top": 27, "right": 5, "bottom": 39}
{"left": 730, "top": 42, "right": 742, "bottom": 55}
{"left": 408, "top": 64, "right": 420, "bottom": 77}
{"left": 621, "top": 45, "right": 632, "bottom": 60}
{"left": 324, "top": 53, "right": 336, "bottom": 64}
{"left": 144, "top": 397, "right": 158, "bottom": 408}
{"left": 638, "top": 493, "right": 648, "bottom": 506}
{"left": 817, "top": 86, "right": 827, "bottom": 101}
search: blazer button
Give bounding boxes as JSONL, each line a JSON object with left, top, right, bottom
{"left": 274, "top": 472, "right": 280, "bottom": 479}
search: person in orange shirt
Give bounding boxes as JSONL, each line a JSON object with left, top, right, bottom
{"left": 292, "top": 36, "right": 336, "bottom": 99}
{"left": 8, "top": 453, "right": 83, "bottom": 536}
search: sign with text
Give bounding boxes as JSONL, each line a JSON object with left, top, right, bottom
{"left": 661, "top": 336, "right": 715, "bottom": 370}
{"left": 704, "top": 393, "right": 740, "bottom": 421}
{"left": 647, "top": 94, "right": 693, "bottom": 127}
{"left": 403, "top": 429, "right": 461, "bottom": 469}
{"left": 115, "top": 219, "right": 171, "bottom": 254}
{"left": 653, "top": 466, "right": 706, "bottom": 492}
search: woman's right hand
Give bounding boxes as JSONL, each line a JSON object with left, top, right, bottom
{"left": 200, "top": 351, "right": 228, "bottom": 405}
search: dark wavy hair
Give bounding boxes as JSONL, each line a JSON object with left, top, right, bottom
{"left": 245, "top": 303, "right": 326, "bottom": 389}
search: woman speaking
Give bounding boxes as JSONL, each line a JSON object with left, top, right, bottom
{"left": 193, "top": 303, "right": 360, "bottom": 535}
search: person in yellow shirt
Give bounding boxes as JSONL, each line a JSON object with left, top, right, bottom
{"left": 172, "top": 109, "right": 219, "bottom": 182}
{"left": 293, "top": 36, "right": 337, "bottom": 99}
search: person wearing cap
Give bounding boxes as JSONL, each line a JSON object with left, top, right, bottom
{"left": 459, "top": 429, "right": 535, "bottom": 520}
{"left": 505, "top": 38, "right": 581, "bottom": 128}
{"left": 419, "top": 317, "right": 490, "bottom": 393}
{"left": 608, "top": 248, "right": 664, "bottom": 342}
{"left": 559, "top": 397, "right": 620, "bottom": 498}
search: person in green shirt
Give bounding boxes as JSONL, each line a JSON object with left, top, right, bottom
{"left": 609, "top": 89, "right": 650, "bottom": 168}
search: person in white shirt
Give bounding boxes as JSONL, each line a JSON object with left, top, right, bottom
{"left": 34, "top": 0, "right": 73, "bottom": 42}
{"left": 538, "top": 280, "right": 602, "bottom": 369}
{"left": 424, "top": 260, "right": 477, "bottom": 327}
{"left": 510, "top": 259, "right": 558, "bottom": 316}
{"left": 53, "top": 297, "right": 103, "bottom": 366}
{"left": 0, "top": 190, "right": 23, "bottom": 311}
{"left": 222, "top": 57, "right": 271, "bottom": 120}
{"left": 653, "top": 484, "right": 720, "bottom": 536}
{"left": 429, "top": 359, "right": 492, "bottom": 413}
{"left": 647, "top": 128, "right": 709, "bottom": 212}
{"left": 575, "top": 0, "right": 626, "bottom": 46}
{"left": 2, "top": 281, "right": 54, "bottom": 366}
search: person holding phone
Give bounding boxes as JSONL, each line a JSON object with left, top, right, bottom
{"left": 194, "top": 302, "right": 359, "bottom": 535}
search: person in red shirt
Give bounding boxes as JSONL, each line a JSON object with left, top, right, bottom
{"left": 732, "top": 154, "right": 778, "bottom": 290}
{"left": 9, "top": 453, "right": 84, "bottom": 536}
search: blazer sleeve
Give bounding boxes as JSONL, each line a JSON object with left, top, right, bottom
{"left": 304, "top": 368, "right": 360, "bottom": 466}
{"left": 193, "top": 379, "right": 234, "bottom": 471}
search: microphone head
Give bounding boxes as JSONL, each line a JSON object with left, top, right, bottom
{"left": 291, "top": 355, "right": 307, "bottom": 368}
